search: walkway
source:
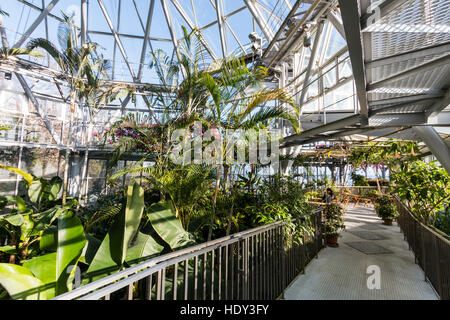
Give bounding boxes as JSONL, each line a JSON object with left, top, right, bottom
{"left": 283, "top": 205, "right": 438, "bottom": 300}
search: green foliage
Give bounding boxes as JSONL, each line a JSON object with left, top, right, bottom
{"left": 435, "top": 206, "right": 450, "bottom": 236}
{"left": 351, "top": 172, "right": 368, "bottom": 186}
{"left": 374, "top": 196, "right": 398, "bottom": 220}
{"left": 324, "top": 203, "right": 345, "bottom": 237}
{"left": 391, "top": 160, "right": 450, "bottom": 226}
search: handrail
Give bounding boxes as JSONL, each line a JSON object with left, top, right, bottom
{"left": 53, "top": 208, "right": 323, "bottom": 300}
{"left": 394, "top": 196, "right": 450, "bottom": 243}
{"left": 394, "top": 196, "right": 450, "bottom": 300}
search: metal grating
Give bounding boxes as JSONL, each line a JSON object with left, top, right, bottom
{"left": 345, "top": 241, "right": 393, "bottom": 254}
{"left": 368, "top": 0, "right": 450, "bottom": 60}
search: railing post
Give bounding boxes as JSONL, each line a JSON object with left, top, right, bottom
{"left": 281, "top": 224, "right": 286, "bottom": 299}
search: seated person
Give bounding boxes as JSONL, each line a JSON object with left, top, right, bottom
{"left": 322, "top": 188, "right": 334, "bottom": 204}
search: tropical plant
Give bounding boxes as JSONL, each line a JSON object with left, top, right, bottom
{"left": 324, "top": 203, "right": 345, "bottom": 237}
{"left": 435, "top": 206, "right": 450, "bottom": 236}
{"left": 0, "top": 167, "right": 85, "bottom": 299}
{"left": 374, "top": 195, "right": 398, "bottom": 220}
{"left": 351, "top": 172, "right": 368, "bottom": 187}
{"left": 26, "top": 13, "right": 100, "bottom": 205}
{"left": 391, "top": 160, "right": 450, "bottom": 226}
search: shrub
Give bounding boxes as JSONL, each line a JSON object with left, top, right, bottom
{"left": 374, "top": 195, "right": 398, "bottom": 220}
{"left": 324, "top": 203, "right": 345, "bottom": 237}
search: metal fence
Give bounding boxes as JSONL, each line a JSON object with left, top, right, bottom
{"left": 395, "top": 198, "right": 450, "bottom": 300}
{"left": 53, "top": 210, "right": 324, "bottom": 300}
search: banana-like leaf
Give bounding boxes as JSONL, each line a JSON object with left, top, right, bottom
{"left": 0, "top": 246, "right": 17, "bottom": 255}
{"left": 147, "top": 201, "right": 195, "bottom": 250}
{"left": 3, "top": 213, "right": 24, "bottom": 226}
{"left": 86, "top": 182, "right": 144, "bottom": 282}
{"left": 125, "top": 231, "right": 164, "bottom": 266}
{"left": 116, "top": 182, "right": 145, "bottom": 264}
{"left": 1, "top": 196, "right": 28, "bottom": 213}
{"left": 55, "top": 211, "right": 86, "bottom": 295}
{"left": 40, "top": 227, "right": 57, "bottom": 252}
{"left": 22, "top": 253, "right": 57, "bottom": 298}
{"left": 47, "top": 176, "right": 63, "bottom": 201}
{"left": 0, "top": 263, "right": 47, "bottom": 300}
{"left": 0, "top": 165, "right": 34, "bottom": 187}
{"left": 79, "top": 235, "right": 101, "bottom": 265}
{"left": 20, "top": 214, "right": 34, "bottom": 241}
{"left": 28, "top": 179, "right": 44, "bottom": 204}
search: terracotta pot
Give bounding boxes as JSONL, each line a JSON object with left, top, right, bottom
{"left": 326, "top": 235, "right": 338, "bottom": 245}
{"left": 383, "top": 218, "right": 393, "bottom": 226}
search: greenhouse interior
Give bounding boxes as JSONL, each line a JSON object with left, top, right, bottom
{"left": 0, "top": 0, "right": 449, "bottom": 303}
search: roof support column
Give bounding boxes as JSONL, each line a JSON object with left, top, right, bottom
{"left": 338, "top": 0, "right": 369, "bottom": 119}
{"left": 412, "top": 126, "right": 450, "bottom": 174}
{"left": 81, "top": 0, "right": 88, "bottom": 45}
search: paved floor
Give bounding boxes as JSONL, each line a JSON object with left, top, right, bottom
{"left": 283, "top": 205, "right": 438, "bottom": 300}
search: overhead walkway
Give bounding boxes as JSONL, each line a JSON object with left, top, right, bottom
{"left": 283, "top": 205, "right": 438, "bottom": 300}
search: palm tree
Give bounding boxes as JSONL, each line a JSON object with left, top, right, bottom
{"left": 76, "top": 56, "right": 131, "bottom": 206}
{"left": 27, "top": 13, "right": 100, "bottom": 204}
{"left": 200, "top": 57, "right": 299, "bottom": 239}
{"left": 106, "top": 26, "right": 301, "bottom": 240}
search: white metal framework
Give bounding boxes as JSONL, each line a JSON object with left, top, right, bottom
{"left": 0, "top": 0, "right": 449, "bottom": 196}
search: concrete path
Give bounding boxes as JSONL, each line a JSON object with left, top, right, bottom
{"left": 283, "top": 205, "right": 438, "bottom": 300}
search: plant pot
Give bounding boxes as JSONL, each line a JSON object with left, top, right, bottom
{"left": 383, "top": 218, "right": 393, "bottom": 226}
{"left": 326, "top": 235, "right": 339, "bottom": 246}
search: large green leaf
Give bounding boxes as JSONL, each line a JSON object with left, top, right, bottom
{"left": 125, "top": 231, "right": 164, "bottom": 266}
{"left": 22, "top": 253, "right": 57, "bottom": 298}
{"left": 3, "top": 213, "right": 24, "bottom": 226}
{"left": 28, "top": 179, "right": 44, "bottom": 203}
{"left": 0, "top": 165, "right": 33, "bottom": 187}
{"left": 47, "top": 176, "right": 63, "bottom": 201}
{"left": 85, "top": 182, "right": 144, "bottom": 282}
{"left": 55, "top": 211, "right": 86, "bottom": 295}
{"left": 79, "top": 235, "right": 101, "bottom": 265}
{"left": 83, "top": 232, "right": 121, "bottom": 284}
{"left": 20, "top": 214, "right": 34, "bottom": 241}
{"left": 40, "top": 227, "right": 57, "bottom": 252}
{"left": 113, "top": 182, "right": 145, "bottom": 264}
{"left": 147, "top": 201, "right": 195, "bottom": 250}
{"left": 0, "top": 246, "right": 17, "bottom": 255}
{"left": 0, "top": 263, "right": 47, "bottom": 300}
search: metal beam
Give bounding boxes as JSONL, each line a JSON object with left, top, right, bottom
{"left": 137, "top": 0, "right": 155, "bottom": 81}
{"left": 214, "top": 0, "right": 228, "bottom": 58}
{"left": 369, "top": 92, "right": 445, "bottom": 107}
{"left": 261, "top": 0, "right": 304, "bottom": 59}
{"left": 412, "top": 126, "right": 450, "bottom": 174}
{"left": 281, "top": 114, "right": 364, "bottom": 148}
{"left": 243, "top": 0, "right": 275, "bottom": 42}
{"left": 97, "top": 0, "right": 137, "bottom": 81}
{"left": 426, "top": 88, "right": 450, "bottom": 118}
{"left": 338, "top": 0, "right": 369, "bottom": 117}
{"left": 298, "top": 21, "right": 325, "bottom": 109}
{"left": 369, "top": 98, "right": 439, "bottom": 116}
{"left": 14, "top": 0, "right": 59, "bottom": 48}
{"left": 367, "top": 54, "right": 450, "bottom": 91}
{"left": 266, "top": 0, "right": 322, "bottom": 68}
{"left": 172, "top": 0, "right": 218, "bottom": 60}
{"left": 16, "top": 73, "right": 61, "bottom": 145}
{"left": 161, "top": 0, "right": 186, "bottom": 78}
{"left": 327, "top": 9, "right": 346, "bottom": 40}
{"left": 367, "top": 42, "right": 450, "bottom": 69}
{"left": 368, "top": 113, "right": 426, "bottom": 127}
{"left": 81, "top": 0, "right": 88, "bottom": 45}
